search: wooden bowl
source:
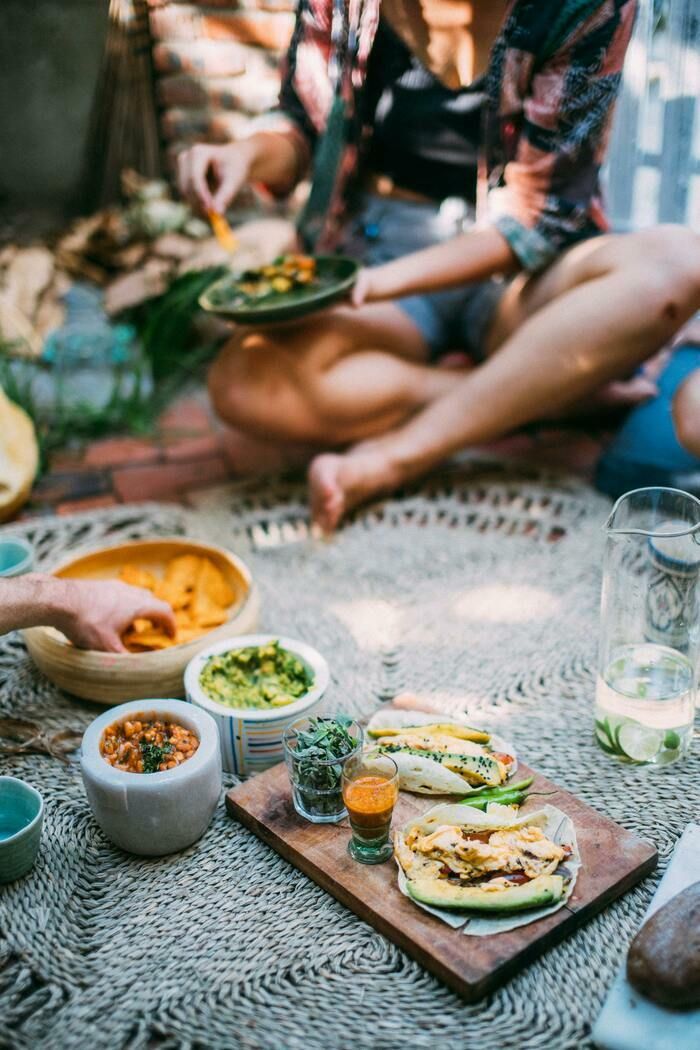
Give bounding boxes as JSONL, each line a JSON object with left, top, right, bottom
{"left": 23, "top": 538, "right": 260, "bottom": 705}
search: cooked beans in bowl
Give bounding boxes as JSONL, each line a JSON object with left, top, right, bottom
{"left": 101, "top": 717, "right": 199, "bottom": 774}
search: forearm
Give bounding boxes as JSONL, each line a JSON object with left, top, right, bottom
{"left": 366, "top": 225, "right": 519, "bottom": 300}
{"left": 246, "top": 131, "right": 307, "bottom": 196}
{"left": 0, "top": 574, "right": 73, "bottom": 636}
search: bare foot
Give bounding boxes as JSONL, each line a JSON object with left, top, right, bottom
{"left": 219, "top": 426, "right": 316, "bottom": 476}
{"left": 308, "top": 448, "right": 398, "bottom": 532}
{"left": 308, "top": 454, "right": 347, "bottom": 531}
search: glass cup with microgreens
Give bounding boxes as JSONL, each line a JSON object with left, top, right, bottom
{"left": 283, "top": 715, "right": 363, "bottom": 823}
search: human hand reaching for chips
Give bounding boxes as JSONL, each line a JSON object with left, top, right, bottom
{"left": 119, "top": 554, "right": 235, "bottom": 651}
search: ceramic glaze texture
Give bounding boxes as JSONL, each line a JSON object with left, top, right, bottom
{"left": 0, "top": 537, "right": 35, "bottom": 577}
{"left": 0, "top": 776, "right": 44, "bottom": 882}
{"left": 184, "top": 634, "right": 330, "bottom": 775}
{"left": 80, "top": 699, "right": 222, "bottom": 856}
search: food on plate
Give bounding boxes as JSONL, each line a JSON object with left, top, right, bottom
{"left": 458, "top": 777, "right": 535, "bottom": 811}
{"left": 285, "top": 714, "right": 361, "bottom": 821}
{"left": 199, "top": 640, "right": 313, "bottom": 710}
{"left": 626, "top": 882, "right": 700, "bottom": 1008}
{"left": 227, "top": 254, "right": 317, "bottom": 304}
{"left": 365, "top": 708, "right": 516, "bottom": 795}
{"left": 101, "top": 716, "right": 199, "bottom": 773}
{"left": 119, "top": 554, "right": 235, "bottom": 651}
{"left": 395, "top": 802, "right": 577, "bottom": 915}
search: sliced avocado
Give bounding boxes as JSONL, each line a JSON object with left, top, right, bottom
{"left": 368, "top": 722, "right": 490, "bottom": 744}
{"left": 378, "top": 744, "right": 504, "bottom": 786}
{"left": 407, "top": 874, "right": 564, "bottom": 912}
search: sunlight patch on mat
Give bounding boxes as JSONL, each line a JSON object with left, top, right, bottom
{"left": 453, "top": 584, "right": 561, "bottom": 624}
{"left": 329, "top": 599, "right": 402, "bottom": 650}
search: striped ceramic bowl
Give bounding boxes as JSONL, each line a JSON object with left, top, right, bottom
{"left": 184, "top": 635, "right": 330, "bottom": 775}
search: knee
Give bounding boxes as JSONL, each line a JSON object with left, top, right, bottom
{"left": 636, "top": 225, "right": 700, "bottom": 303}
{"left": 610, "top": 226, "right": 700, "bottom": 337}
{"left": 672, "top": 370, "right": 700, "bottom": 458}
{"left": 207, "top": 331, "right": 279, "bottom": 429}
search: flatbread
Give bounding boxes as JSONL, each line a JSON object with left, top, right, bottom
{"left": 395, "top": 803, "right": 581, "bottom": 935}
{"left": 365, "top": 708, "right": 517, "bottom": 795}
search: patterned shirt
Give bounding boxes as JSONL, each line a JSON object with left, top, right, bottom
{"left": 259, "top": 0, "right": 637, "bottom": 272}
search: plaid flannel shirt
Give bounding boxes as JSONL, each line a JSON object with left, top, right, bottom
{"left": 257, "top": 0, "right": 636, "bottom": 272}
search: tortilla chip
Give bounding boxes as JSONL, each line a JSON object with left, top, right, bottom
{"left": 118, "top": 564, "right": 156, "bottom": 590}
{"left": 188, "top": 561, "right": 230, "bottom": 628}
{"left": 164, "top": 554, "right": 202, "bottom": 593}
{"left": 196, "top": 558, "right": 235, "bottom": 608}
{"left": 122, "top": 625, "right": 174, "bottom": 650}
{"left": 119, "top": 552, "right": 233, "bottom": 651}
{"left": 152, "top": 577, "right": 190, "bottom": 610}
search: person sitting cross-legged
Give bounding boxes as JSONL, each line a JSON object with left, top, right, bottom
{"left": 179, "top": 0, "right": 700, "bottom": 530}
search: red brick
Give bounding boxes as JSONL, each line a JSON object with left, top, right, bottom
{"left": 149, "top": 1, "right": 296, "bottom": 9}
{"left": 161, "top": 108, "right": 254, "bottom": 145}
{"left": 162, "top": 434, "right": 223, "bottom": 462}
{"left": 31, "top": 470, "right": 112, "bottom": 504}
{"left": 56, "top": 495, "right": 119, "bottom": 517}
{"left": 48, "top": 449, "right": 86, "bottom": 472}
{"left": 158, "top": 397, "right": 211, "bottom": 433}
{"left": 112, "top": 456, "right": 230, "bottom": 503}
{"left": 150, "top": 8, "right": 294, "bottom": 51}
{"left": 153, "top": 41, "right": 273, "bottom": 78}
{"left": 83, "top": 437, "right": 162, "bottom": 469}
{"left": 158, "top": 73, "right": 280, "bottom": 115}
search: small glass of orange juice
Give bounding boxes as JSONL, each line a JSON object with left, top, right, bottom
{"left": 341, "top": 752, "right": 399, "bottom": 864}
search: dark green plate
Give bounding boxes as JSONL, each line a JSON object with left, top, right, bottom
{"left": 199, "top": 255, "right": 359, "bottom": 324}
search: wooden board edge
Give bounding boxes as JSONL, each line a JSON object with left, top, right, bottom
{"left": 226, "top": 793, "right": 661, "bottom": 1003}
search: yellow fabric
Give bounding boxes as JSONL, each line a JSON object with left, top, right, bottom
{"left": 0, "top": 387, "right": 39, "bottom": 522}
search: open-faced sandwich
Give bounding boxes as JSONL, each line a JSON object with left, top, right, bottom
{"left": 365, "top": 709, "right": 516, "bottom": 795}
{"left": 394, "top": 802, "right": 579, "bottom": 931}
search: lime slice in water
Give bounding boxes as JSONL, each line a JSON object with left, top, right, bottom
{"left": 617, "top": 721, "right": 663, "bottom": 763}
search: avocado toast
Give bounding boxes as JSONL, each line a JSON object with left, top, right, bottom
{"left": 394, "top": 802, "right": 580, "bottom": 932}
{"left": 365, "top": 709, "right": 517, "bottom": 795}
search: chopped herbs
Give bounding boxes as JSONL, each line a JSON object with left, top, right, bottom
{"left": 286, "top": 715, "right": 358, "bottom": 819}
{"left": 140, "top": 740, "right": 173, "bottom": 774}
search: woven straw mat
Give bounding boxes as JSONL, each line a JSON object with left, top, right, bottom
{"left": 1, "top": 465, "right": 698, "bottom": 1050}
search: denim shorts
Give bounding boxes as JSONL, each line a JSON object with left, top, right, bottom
{"left": 338, "top": 193, "right": 507, "bottom": 360}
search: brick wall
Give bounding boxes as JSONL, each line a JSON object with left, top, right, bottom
{"left": 147, "top": 1, "right": 296, "bottom": 163}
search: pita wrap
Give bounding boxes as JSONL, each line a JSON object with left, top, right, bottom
{"left": 365, "top": 708, "right": 517, "bottom": 795}
{"left": 395, "top": 802, "right": 580, "bottom": 935}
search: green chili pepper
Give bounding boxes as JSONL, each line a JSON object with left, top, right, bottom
{"left": 461, "top": 789, "right": 528, "bottom": 811}
{"left": 459, "top": 776, "right": 534, "bottom": 804}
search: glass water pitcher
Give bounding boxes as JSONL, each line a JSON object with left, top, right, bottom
{"left": 596, "top": 488, "right": 700, "bottom": 765}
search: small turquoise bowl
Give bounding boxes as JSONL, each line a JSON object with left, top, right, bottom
{"left": 0, "top": 537, "right": 35, "bottom": 578}
{"left": 0, "top": 776, "right": 44, "bottom": 883}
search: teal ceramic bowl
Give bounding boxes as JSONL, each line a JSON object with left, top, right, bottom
{"left": 0, "top": 537, "right": 35, "bottom": 577}
{"left": 0, "top": 776, "right": 44, "bottom": 883}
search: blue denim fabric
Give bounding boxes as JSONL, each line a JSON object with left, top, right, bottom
{"left": 339, "top": 194, "right": 506, "bottom": 360}
{"left": 595, "top": 346, "right": 700, "bottom": 498}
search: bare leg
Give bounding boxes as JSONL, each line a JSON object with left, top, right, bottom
{"left": 673, "top": 369, "right": 700, "bottom": 458}
{"left": 208, "top": 302, "right": 455, "bottom": 458}
{"left": 310, "top": 226, "right": 700, "bottom": 529}
{"left": 218, "top": 426, "right": 318, "bottom": 475}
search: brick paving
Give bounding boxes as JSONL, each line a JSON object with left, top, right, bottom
{"left": 17, "top": 393, "right": 235, "bottom": 519}
{"left": 14, "top": 384, "right": 607, "bottom": 522}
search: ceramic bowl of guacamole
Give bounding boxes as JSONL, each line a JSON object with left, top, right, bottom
{"left": 184, "top": 634, "right": 330, "bottom": 775}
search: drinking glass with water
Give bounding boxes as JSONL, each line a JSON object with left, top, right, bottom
{"left": 596, "top": 488, "right": 700, "bottom": 765}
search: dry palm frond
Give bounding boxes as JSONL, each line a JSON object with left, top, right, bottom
{"left": 83, "top": 0, "right": 162, "bottom": 209}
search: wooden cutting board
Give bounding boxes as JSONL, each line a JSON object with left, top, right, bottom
{"left": 226, "top": 761, "right": 657, "bottom": 1001}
